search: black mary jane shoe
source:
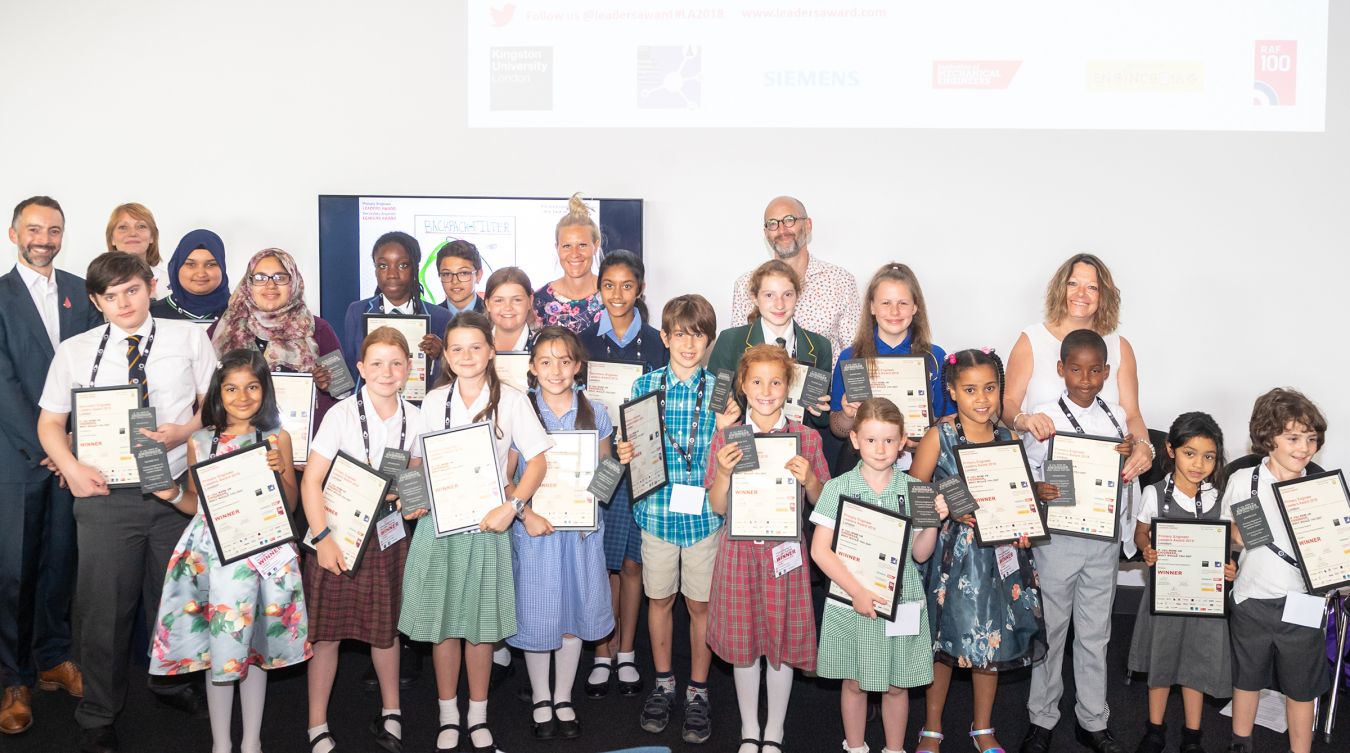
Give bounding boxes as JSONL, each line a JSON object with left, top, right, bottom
{"left": 584, "top": 661, "right": 613, "bottom": 698}
{"left": 530, "top": 700, "right": 558, "bottom": 740}
{"left": 369, "top": 711, "right": 403, "bottom": 753}
{"left": 761, "top": 740, "right": 783, "bottom": 751}
{"left": 467, "top": 721, "right": 498, "bottom": 752}
{"left": 615, "top": 660, "right": 643, "bottom": 696}
{"left": 435, "top": 722, "right": 464, "bottom": 753}
{"left": 554, "top": 701, "right": 581, "bottom": 739}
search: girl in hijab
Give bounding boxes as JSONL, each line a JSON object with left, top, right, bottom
{"left": 209, "top": 248, "right": 345, "bottom": 428}
{"left": 151, "top": 229, "right": 231, "bottom": 324}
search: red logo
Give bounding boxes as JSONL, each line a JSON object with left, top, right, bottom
{"left": 1254, "top": 41, "right": 1296, "bottom": 106}
{"left": 63, "top": 296, "right": 72, "bottom": 309}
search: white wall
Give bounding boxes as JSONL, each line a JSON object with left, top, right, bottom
{"left": 2, "top": 1, "right": 1346, "bottom": 469}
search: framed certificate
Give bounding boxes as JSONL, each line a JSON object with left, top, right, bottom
{"left": 364, "top": 313, "right": 430, "bottom": 400}
{"left": 1044, "top": 433, "right": 1124, "bottom": 542}
{"left": 619, "top": 391, "right": 668, "bottom": 501}
{"left": 1150, "top": 519, "right": 1231, "bottom": 618}
{"left": 315, "top": 451, "right": 391, "bottom": 576}
{"left": 728, "top": 433, "right": 802, "bottom": 541}
{"left": 71, "top": 384, "right": 144, "bottom": 488}
{"left": 532, "top": 430, "right": 600, "bottom": 531}
{"left": 271, "top": 372, "right": 316, "bottom": 464}
{"left": 1273, "top": 470, "right": 1350, "bottom": 594}
{"left": 192, "top": 443, "right": 294, "bottom": 564}
{"left": 420, "top": 421, "right": 506, "bottom": 536}
{"left": 826, "top": 496, "right": 912, "bottom": 621}
{"left": 955, "top": 440, "right": 1047, "bottom": 546}
{"left": 494, "top": 351, "right": 531, "bottom": 394}
{"left": 584, "top": 360, "right": 645, "bottom": 410}
{"left": 870, "top": 356, "right": 933, "bottom": 440}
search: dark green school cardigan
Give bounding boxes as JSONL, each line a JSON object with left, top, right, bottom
{"left": 706, "top": 320, "right": 833, "bottom": 430}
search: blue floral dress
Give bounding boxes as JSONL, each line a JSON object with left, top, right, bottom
{"left": 925, "top": 422, "right": 1046, "bottom": 670}
{"left": 150, "top": 428, "right": 311, "bottom": 681}
{"left": 533, "top": 283, "right": 604, "bottom": 334}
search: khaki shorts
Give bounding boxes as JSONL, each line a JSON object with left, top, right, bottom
{"left": 640, "top": 529, "right": 721, "bottom": 601}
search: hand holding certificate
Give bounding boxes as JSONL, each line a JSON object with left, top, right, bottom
{"left": 1273, "top": 470, "right": 1350, "bottom": 594}
{"left": 619, "top": 391, "right": 667, "bottom": 501}
{"left": 584, "top": 360, "right": 645, "bottom": 410}
{"left": 71, "top": 385, "right": 145, "bottom": 488}
{"left": 420, "top": 422, "right": 506, "bottom": 536}
{"left": 1044, "top": 433, "right": 1123, "bottom": 541}
{"left": 841, "top": 356, "right": 932, "bottom": 440}
{"left": 728, "top": 434, "right": 801, "bottom": 541}
{"left": 193, "top": 444, "right": 295, "bottom": 564}
{"left": 1150, "top": 519, "right": 1230, "bottom": 617}
{"left": 955, "top": 441, "right": 1047, "bottom": 546}
{"left": 313, "top": 452, "right": 391, "bottom": 575}
{"left": 532, "top": 431, "right": 600, "bottom": 531}
{"left": 365, "top": 314, "right": 430, "bottom": 400}
{"left": 826, "top": 496, "right": 911, "bottom": 621}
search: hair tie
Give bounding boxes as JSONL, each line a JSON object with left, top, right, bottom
{"left": 946, "top": 353, "right": 957, "bottom": 364}
{"left": 980, "top": 346, "right": 993, "bottom": 355}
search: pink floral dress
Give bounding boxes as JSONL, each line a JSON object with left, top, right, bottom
{"left": 149, "top": 427, "right": 311, "bottom": 681}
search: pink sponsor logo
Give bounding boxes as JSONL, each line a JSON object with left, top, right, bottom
{"left": 1253, "top": 40, "right": 1296, "bottom": 106}
{"left": 932, "top": 61, "right": 1022, "bottom": 90}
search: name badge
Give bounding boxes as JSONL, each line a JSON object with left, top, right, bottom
{"left": 772, "top": 541, "right": 803, "bottom": 578}
{"left": 377, "top": 513, "right": 407, "bottom": 551}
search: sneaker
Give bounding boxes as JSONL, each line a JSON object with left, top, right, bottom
{"left": 682, "top": 690, "right": 711, "bottom": 744}
{"left": 639, "top": 684, "right": 675, "bottom": 734}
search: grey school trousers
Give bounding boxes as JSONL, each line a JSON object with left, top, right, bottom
{"left": 1027, "top": 534, "right": 1120, "bottom": 732}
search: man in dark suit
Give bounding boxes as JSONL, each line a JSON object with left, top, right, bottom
{"left": 0, "top": 196, "right": 102, "bottom": 735}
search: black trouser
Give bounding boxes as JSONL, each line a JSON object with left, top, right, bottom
{"left": 0, "top": 475, "right": 76, "bottom": 688}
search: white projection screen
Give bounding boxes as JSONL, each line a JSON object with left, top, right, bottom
{"left": 468, "top": 0, "right": 1328, "bottom": 131}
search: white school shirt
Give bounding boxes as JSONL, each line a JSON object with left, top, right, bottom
{"left": 1222, "top": 457, "right": 1308, "bottom": 603}
{"left": 492, "top": 327, "right": 530, "bottom": 352}
{"left": 1136, "top": 474, "right": 1223, "bottom": 522}
{"left": 1025, "top": 391, "right": 1140, "bottom": 553}
{"left": 415, "top": 381, "right": 553, "bottom": 482}
{"left": 310, "top": 387, "right": 421, "bottom": 465}
{"left": 379, "top": 295, "right": 416, "bottom": 315}
{"left": 15, "top": 262, "right": 61, "bottom": 350}
{"left": 759, "top": 317, "right": 797, "bottom": 358}
{"left": 1019, "top": 323, "right": 1122, "bottom": 412}
{"left": 39, "top": 317, "right": 217, "bottom": 479}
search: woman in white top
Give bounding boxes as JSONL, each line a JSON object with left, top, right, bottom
{"left": 1003, "top": 253, "right": 1153, "bottom": 480}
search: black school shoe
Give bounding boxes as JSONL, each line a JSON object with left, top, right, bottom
{"left": 639, "top": 684, "right": 675, "bottom": 733}
{"left": 79, "top": 726, "right": 119, "bottom": 753}
{"left": 585, "top": 661, "right": 612, "bottom": 698}
{"left": 1135, "top": 722, "right": 1166, "bottom": 753}
{"left": 1075, "top": 723, "right": 1123, "bottom": 753}
{"left": 530, "top": 700, "right": 557, "bottom": 739}
{"left": 615, "top": 659, "right": 643, "bottom": 696}
{"left": 554, "top": 701, "right": 581, "bottom": 739}
{"left": 370, "top": 711, "right": 403, "bottom": 753}
{"left": 1020, "top": 723, "right": 1053, "bottom": 753}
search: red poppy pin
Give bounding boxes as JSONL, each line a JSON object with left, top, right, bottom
{"left": 63, "top": 297, "right": 72, "bottom": 309}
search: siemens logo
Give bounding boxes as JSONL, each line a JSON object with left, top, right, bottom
{"left": 763, "top": 70, "right": 861, "bottom": 87}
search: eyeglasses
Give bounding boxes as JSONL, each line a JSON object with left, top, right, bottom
{"left": 439, "top": 269, "right": 477, "bottom": 282}
{"left": 250, "top": 272, "right": 292, "bottom": 286}
{"left": 763, "top": 215, "right": 805, "bottom": 231}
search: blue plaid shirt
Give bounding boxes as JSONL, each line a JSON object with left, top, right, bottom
{"left": 629, "top": 366, "right": 721, "bottom": 546}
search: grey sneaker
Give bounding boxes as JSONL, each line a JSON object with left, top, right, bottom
{"left": 639, "top": 684, "right": 674, "bottom": 733}
{"left": 682, "top": 690, "right": 711, "bottom": 744}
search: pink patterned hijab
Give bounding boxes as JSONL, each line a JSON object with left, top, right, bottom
{"left": 212, "top": 248, "right": 319, "bottom": 371}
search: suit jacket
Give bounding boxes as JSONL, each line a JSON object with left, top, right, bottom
{"left": 707, "top": 320, "right": 833, "bottom": 430}
{"left": 0, "top": 266, "right": 102, "bottom": 481}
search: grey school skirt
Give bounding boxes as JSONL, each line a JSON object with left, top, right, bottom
{"left": 1127, "top": 580, "right": 1232, "bottom": 698}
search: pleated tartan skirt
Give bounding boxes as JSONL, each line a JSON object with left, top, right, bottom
{"left": 302, "top": 532, "right": 408, "bottom": 648}
{"left": 707, "top": 535, "right": 817, "bottom": 670}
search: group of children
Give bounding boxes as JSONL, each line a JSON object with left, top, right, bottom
{"left": 42, "top": 204, "right": 1336, "bottom": 753}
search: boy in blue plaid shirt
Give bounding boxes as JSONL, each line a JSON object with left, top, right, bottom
{"left": 617, "top": 294, "right": 739, "bottom": 745}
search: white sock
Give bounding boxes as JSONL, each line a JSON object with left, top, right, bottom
{"left": 843, "top": 743, "right": 870, "bottom": 753}
{"left": 588, "top": 656, "right": 613, "bottom": 685}
{"left": 524, "top": 651, "right": 553, "bottom": 722}
{"left": 733, "top": 662, "right": 762, "bottom": 743}
{"left": 238, "top": 669, "right": 267, "bottom": 753}
{"left": 206, "top": 680, "right": 235, "bottom": 753}
{"left": 380, "top": 707, "right": 401, "bottom": 740}
{"left": 617, "top": 650, "right": 640, "bottom": 684}
{"left": 881, "top": 748, "right": 906, "bottom": 753}
{"left": 492, "top": 645, "right": 511, "bottom": 666}
{"left": 763, "top": 661, "right": 794, "bottom": 743}
{"left": 307, "top": 724, "right": 335, "bottom": 753}
{"left": 468, "top": 699, "right": 492, "bottom": 748}
{"left": 436, "top": 697, "right": 460, "bottom": 750}
{"left": 552, "top": 636, "right": 582, "bottom": 722}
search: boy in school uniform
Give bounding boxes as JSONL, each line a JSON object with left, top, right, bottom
{"left": 36, "top": 252, "right": 217, "bottom": 753}
{"left": 617, "top": 294, "right": 737, "bottom": 745}
{"left": 436, "top": 240, "right": 487, "bottom": 318}
{"left": 1020, "top": 329, "right": 1135, "bottom": 753}
{"left": 1221, "top": 388, "right": 1329, "bottom": 753}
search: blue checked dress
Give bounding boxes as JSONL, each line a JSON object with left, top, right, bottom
{"left": 150, "top": 427, "right": 310, "bottom": 681}
{"left": 506, "top": 391, "right": 615, "bottom": 651}
{"left": 925, "top": 422, "right": 1047, "bottom": 670}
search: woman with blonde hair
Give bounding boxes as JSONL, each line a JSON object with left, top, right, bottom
{"left": 534, "top": 193, "right": 604, "bottom": 333}
{"left": 106, "top": 202, "right": 168, "bottom": 298}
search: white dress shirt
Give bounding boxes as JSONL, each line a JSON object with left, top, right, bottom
{"left": 16, "top": 262, "right": 61, "bottom": 350}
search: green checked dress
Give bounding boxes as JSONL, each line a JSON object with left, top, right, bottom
{"left": 809, "top": 464, "right": 934, "bottom": 692}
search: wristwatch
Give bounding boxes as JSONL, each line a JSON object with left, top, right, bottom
{"left": 510, "top": 497, "right": 528, "bottom": 520}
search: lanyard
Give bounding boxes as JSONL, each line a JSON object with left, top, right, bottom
{"left": 953, "top": 414, "right": 990, "bottom": 445}
{"left": 442, "top": 383, "right": 491, "bottom": 430}
{"left": 658, "top": 370, "right": 706, "bottom": 472}
{"left": 210, "top": 429, "right": 265, "bottom": 459}
{"left": 90, "top": 322, "right": 157, "bottom": 385}
{"left": 1057, "top": 397, "right": 1124, "bottom": 438}
{"left": 1251, "top": 468, "right": 1299, "bottom": 567}
{"left": 1161, "top": 475, "right": 1204, "bottom": 520}
{"left": 165, "top": 296, "right": 214, "bottom": 322}
{"left": 356, "top": 389, "right": 407, "bottom": 466}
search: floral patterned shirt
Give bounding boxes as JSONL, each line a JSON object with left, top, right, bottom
{"left": 533, "top": 282, "right": 604, "bottom": 334}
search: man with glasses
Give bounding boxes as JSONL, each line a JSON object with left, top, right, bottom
{"left": 730, "top": 196, "right": 859, "bottom": 367}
